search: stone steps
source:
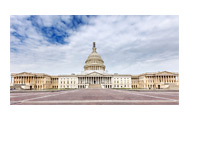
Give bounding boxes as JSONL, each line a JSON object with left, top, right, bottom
{"left": 88, "top": 84, "right": 102, "bottom": 88}
{"left": 164, "top": 83, "right": 179, "bottom": 90}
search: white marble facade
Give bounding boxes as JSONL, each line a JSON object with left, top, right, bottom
{"left": 58, "top": 42, "right": 131, "bottom": 89}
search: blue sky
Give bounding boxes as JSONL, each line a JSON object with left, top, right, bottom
{"left": 10, "top": 15, "right": 179, "bottom": 75}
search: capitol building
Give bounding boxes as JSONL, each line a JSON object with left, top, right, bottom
{"left": 10, "top": 42, "right": 179, "bottom": 90}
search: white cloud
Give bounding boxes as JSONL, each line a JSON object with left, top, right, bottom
{"left": 10, "top": 15, "right": 179, "bottom": 75}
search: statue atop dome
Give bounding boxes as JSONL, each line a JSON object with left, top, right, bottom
{"left": 92, "top": 42, "right": 97, "bottom": 53}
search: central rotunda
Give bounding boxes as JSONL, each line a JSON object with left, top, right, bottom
{"left": 84, "top": 42, "right": 106, "bottom": 73}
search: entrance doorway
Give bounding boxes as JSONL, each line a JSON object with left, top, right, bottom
{"left": 30, "top": 86, "right": 32, "bottom": 90}
{"left": 158, "top": 85, "right": 160, "bottom": 89}
{"left": 94, "top": 80, "right": 96, "bottom": 84}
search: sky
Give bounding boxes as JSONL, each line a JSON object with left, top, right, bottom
{"left": 10, "top": 15, "right": 179, "bottom": 75}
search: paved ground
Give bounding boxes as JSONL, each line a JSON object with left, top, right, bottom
{"left": 10, "top": 89, "right": 179, "bottom": 105}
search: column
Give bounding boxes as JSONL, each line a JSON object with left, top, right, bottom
{"left": 107, "top": 77, "right": 108, "bottom": 84}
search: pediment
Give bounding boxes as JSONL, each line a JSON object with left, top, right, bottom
{"left": 156, "top": 71, "right": 174, "bottom": 75}
{"left": 15, "top": 72, "right": 35, "bottom": 76}
{"left": 86, "top": 72, "right": 104, "bottom": 76}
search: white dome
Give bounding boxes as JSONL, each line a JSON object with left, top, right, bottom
{"left": 84, "top": 42, "right": 106, "bottom": 71}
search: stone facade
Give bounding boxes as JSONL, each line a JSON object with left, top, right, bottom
{"left": 131, "top": 71, "right": 179, "bottom": 89}
{"left": 10, "top": 42, "right": 179, "bottom": 90}
{"left": 112, "top": 74, "right": 131, "bottom": 88}
{"left": 58, "top": 75, "right": 78, "bottom": 89}
{"left": 10, "top": 72, "right": 56, "bottom": 90}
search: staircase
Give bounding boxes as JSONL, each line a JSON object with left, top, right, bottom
{"left": 11, "top": 84, "right": 25, "bottom": 90}
{"left": 164, "top": 83, "right": 179, "bottom": 90}
{"left": 88, "top": 84, "right": 102, "bottom": 89}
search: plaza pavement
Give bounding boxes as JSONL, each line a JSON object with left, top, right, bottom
{"left": 10, "top": 89, "right": 179, "bottom": 105}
